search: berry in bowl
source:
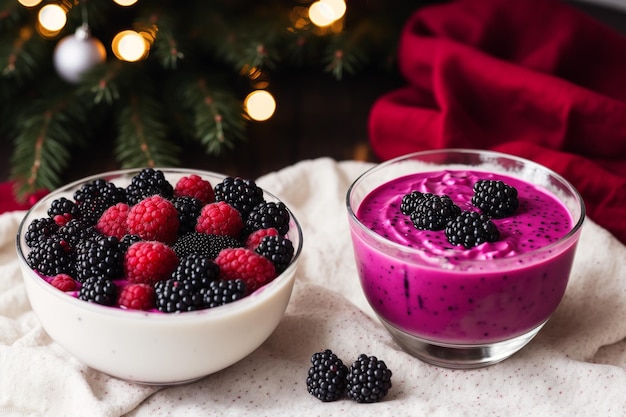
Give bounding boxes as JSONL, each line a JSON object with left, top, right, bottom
{"left": 346, "top": 149, "right": 585, "bottom": 369}
{"left": 16, "top": 168, "right": 303, "bottom": 384}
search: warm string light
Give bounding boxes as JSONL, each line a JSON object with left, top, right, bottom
{"left": 17, "top": 0, "right": 42, "bottom": 7}
{"left": 308, "top": 0, "right": 346, "bottom": 27}
{"left": 112, "top": 0, "right": 138, "bottom": 6}
{"left": 111, "top": 30, "right": 150, "bottom": 62}
{"left": 23, "top": 0, "right": 278, "bottom": 122}
{"left": 37, "top": 4, "right": 67, "bottom": 36}
{"left": 244, "top": 90, "right": 276, "bottom": 122}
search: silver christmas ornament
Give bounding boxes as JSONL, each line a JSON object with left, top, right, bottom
{"left": 53, "top": 24, "right": 106, "bottom": 83}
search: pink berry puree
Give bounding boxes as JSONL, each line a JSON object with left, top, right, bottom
{"left": 351, "top": 169, "right": 578, "bottom": 344}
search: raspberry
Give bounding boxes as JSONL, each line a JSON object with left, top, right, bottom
{"left": 409, "top": 194, "right": 461, "bottom": 231}
{"left": 445, "top": 211, "right": 500, "bottom": 248}
{"left": 346, "top": 354, "right": 392, "bottom": 403}
{"left": 472, "top": 179, "right": 519, "bottom": 218}
{"left": 245, "top": 227, "right": 279, "bottom": 250}
{"left": 306, "top": 349, "right": 349, "bottom": 402}
{"left": 124, "top": 241, "right": 179, "bottom": 285}
{"left": 214, "top": 247, "right": 276, "bottom": 292}
{"left": 174, "top": 174, "right": 215, "bottom": 205}
{"left": 255, "top": 235, "right": 294, "bottom": 273}
{"left": 201, "top": 279, "right": 247, "bottom": 308}
{"left": 96, "top": 202, "right": 130, "bottom": 239}
{"left": 49, "top": 273, "right": 78, "bottom": 292}
{"left": 244, "top": 201, "right": 290, "bottom": 236}
{"left": 118, "top": 283, "right": 155, "bottom": 310}
{"left": 24, "top": 217, "right": 59, "bottom": 248}
{"left": 47, "top": 197, "right": 80, "bottom": 226}
{"left": 195, "top": 201, "right": 243, "bottom": 237}
{"left": 172, "top": 232, "right": 242, "bottom": 259}
{"left": 126, "top": 195, "right": 180, "bottom": 243}
{"left": 73, "top": 178, "right": 127, "bottom": 224}
{"left": 74, "top": 235, "right": 125, "bottom": 283}
{"left": 126, "top": 168, "right": 174, "bottom": 206}
{"left": 79, "top": 276, "right": 118, "bottom": 306}
{"left": 214, "top": 177, "right": 264, "bottom": 220}
{"left": 171, "top": 196, "right": 203, "bottom": 236}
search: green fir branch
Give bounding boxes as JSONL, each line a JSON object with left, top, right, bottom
{"left": 10, "top": 89, "right": 91, "bottom": 197}
{"left": 178, "top": 76, "right": 245, "bottom": 154}
{"left": 114, "top": 92, "right": 180, "bottom": 168}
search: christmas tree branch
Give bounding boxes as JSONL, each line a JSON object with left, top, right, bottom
{"left": 115, "top": 90, "right": 180, "bottom": 168}
{"left": 10, "top": 88, "right": 91, "bottom": 198}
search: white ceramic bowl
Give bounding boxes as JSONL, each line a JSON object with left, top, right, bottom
{"left": 16, "top": 168, "right": 303, "bottom": 385}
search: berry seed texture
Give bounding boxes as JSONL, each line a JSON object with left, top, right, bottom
{"left": 23, "top": 169, "right": 296, "bottom": 313}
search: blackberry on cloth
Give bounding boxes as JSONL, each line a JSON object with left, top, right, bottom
{"left": 306, "top": 349, "right": 349, "bottom": 402}
{"left": 346, "top": 354, "right": 393, "bottom": 403}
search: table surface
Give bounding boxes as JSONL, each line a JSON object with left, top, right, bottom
{"left": 1, "top": 158, "right": 626, "bottom": 417}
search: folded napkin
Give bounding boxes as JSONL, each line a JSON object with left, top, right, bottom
{"left": 1, "top": 158, "right": 626, "bottom": 417}
{"left": 368, "top": 0, "right": 626, "bottom": 245}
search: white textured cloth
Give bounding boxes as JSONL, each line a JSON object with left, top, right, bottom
{"left": 1, "top": 157, "right": 626, "bottom": 417}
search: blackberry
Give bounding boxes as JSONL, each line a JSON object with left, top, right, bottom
{"left": 445, "top": 211, "right": 500, "bottom": 248}
{"left": 255, "top": 235, "right": 294, "bottom": 273}
{"left": 119, "top": 234, "right": 142, "bottom": 251}
{"left": 78, "top": 276, "right": 118, "bottom": 306}
{"left": 306, "top": 349, "right": 349, "bottom": 402}
{"left": 154, "top": 278, "right": 206, "bottom": 313}
{"left": 172, "top": 195, "right": 203, "bottom": 236}
{"left": 471, "top": 179, "right": 519, "bottom": 218}
{"left": 47, "top": 197, "right": 81, "bottom": 221}
{"left": 74, "top": 235, "right": 125, "bottom": 283}
{"left": 214, "top": 177, "right": 264, "bottom": 220}
{"left": 24, "top": 217, "right": 59, "bottom": 248}
{"left": 126, "top": 168, "right": 174, "bottom": 206}
{"left": 172, "top": 232, "right": 242, "bottom": 259}
{"left": 346, "top": 354, "right": 392, "bottom": 403}
{"left": 409, "top": 194, "right": 461, "bottom": 231}
{"left": 400, "top": 191, "right": 435, "bottom": 215}
{"left": 73, "top": 179, "right": 127, "bottom": 224}
{"left": 244, "top": 201, "right": 290, "bottom": 236}
{"left": 201, "top": 279, "right": 246, "bottom": 308}
{"left": 26, "top": 236, "right": 75, "bottom": 276}
{"left": 56, "top": 218, "right": 98, "bottom": 247}
{"left": 171, "top": 253, "right": 220, "bottom": 285}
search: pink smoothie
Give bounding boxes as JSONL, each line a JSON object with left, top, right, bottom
{"left": 351, "top": 169, "right": 578, "bottom": 344}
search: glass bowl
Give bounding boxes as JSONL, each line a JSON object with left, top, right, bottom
{"left": 346, "top": 149, "right": 585, "bottom": 369}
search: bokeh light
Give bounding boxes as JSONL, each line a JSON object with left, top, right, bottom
{"left": 38, "top": 4, "right": 67, "bottom": 32}
{"left": 112, "top": 30, "right": 149, "bottom": 62}
{"left": 18, "top": 0, "right": 42, "bottom": 7}
{"left": 113, "top": 0, "right": 138, "bottom": 6}
{"left": 308, "top": 0, "right": 346, "bottom": 27}
{"left": 244, "top": 90, "right": 276, "bottom": 121}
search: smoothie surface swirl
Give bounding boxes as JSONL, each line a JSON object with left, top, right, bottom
{"left": 356, "top": 170, "right": 573, "bottom": 263}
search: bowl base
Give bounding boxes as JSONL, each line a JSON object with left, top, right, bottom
{"left": 379, "top": 317, "right": 547, "bottom": 369}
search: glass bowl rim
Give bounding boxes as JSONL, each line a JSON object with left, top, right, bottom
{"left": 346, "top": 148, "right": 586, "bottom": 270}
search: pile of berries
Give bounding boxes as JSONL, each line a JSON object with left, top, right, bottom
{"left": 24, "top": 168, "right": 296, "bottom": 313}
{"left": 401, "top": 179, "right": 519, "bottom": 248}
{"left": 306, "top": 349, "right": 393, "bottom": 403}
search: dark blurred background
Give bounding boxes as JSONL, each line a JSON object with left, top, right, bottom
{"left": 0, "top": 0, "right": 624, "bottom": 186}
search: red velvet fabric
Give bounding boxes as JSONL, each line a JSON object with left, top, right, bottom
{"left": 0, "top": 182, "right": 48, "bottom": 214}
{"left": 368, "top": 0, "right": 626, "bottom": 244}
